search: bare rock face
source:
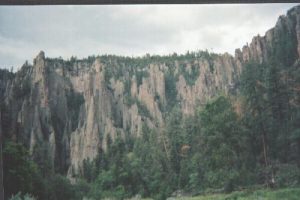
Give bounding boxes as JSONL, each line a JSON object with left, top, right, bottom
{"left": 235, "top": 6, "right": 300, "bottom": 65}
{"left": 176, "top": 53, "right": 241, "bottom": 115}
{"left": 1, "top": 5, "right": 300, "bottom": 178}
{"left": 137, "top": 64, "right": 165, "bottom": 125}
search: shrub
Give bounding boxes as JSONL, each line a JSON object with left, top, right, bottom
{"left": 164, "top": 70, "right": 178, "bottom": 111}
{"left": 136, "top": 70, "right": 149, "bottom": 87}
{"left": 136, "top": 99, "right": 152, "bottom": 119}
{"left": 48, "top": 175, "right": 76, "bottom": 200}
{"left": 3, "top": 141, "right": 41, "bottom": 198}
{"left": 9, "top": 192, "right": 36, "bottom": 200}
{"left": 275, "top": 164, "right": 300, "bottom": 187}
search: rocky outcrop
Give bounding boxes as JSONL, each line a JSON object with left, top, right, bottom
{"left": 1, "top": 5, "right": 300, "bottom": 179}
{"left": 176, "top": 53, "right": 241, "bottom": 115}
{"left": 235, "top": 6, "right": 300, "bottom": 65}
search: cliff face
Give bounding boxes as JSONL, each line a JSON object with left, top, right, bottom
{"left": 236, "top": 6, "right": 300, "bottom": 65}
{"left": 1, "top": 5, "right": 300, "bottom": 178}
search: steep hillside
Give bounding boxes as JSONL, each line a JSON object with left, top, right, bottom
{"left": 2, "top": 5, "right": 300, "bottom": 177}
{"left": 1, "top": 5, "right": 300, "bottom": 199}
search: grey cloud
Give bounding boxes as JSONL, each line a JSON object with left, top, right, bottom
{"left": 0, "top": 4, "right": 299, "bottom": 69}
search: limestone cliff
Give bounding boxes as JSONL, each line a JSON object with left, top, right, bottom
{"left": 1, "top": 5, "right": 300, "bottom": 178}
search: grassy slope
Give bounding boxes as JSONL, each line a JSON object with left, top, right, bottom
{"left": 173, "top": 188, "right": 300, "bottom": 200}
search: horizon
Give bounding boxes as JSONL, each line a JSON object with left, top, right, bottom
{"left": 0, "top": 3, "right": 298, "bottom": 70}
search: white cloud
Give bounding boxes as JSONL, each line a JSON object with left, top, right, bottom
{"left": 0, "top": 3, "right": 298, "bottom": 69}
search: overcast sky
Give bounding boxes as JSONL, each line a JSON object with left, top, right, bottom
{"left": 0, "top": 3, "right": 299, "bottom": 70}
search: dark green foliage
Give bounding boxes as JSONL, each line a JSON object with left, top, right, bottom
{"left": 0, "top": 69, "right": 15, "bottom": 81}
{"left": 123, "top": 96, "right": 152, "bottom": 119}
{"left": 274, "top": 164, "right": 300, "bottom": 187}
{"left": 104, "top": 67, "right": 113, "bottom": 84}
{"left": 198, "top": 96, "right": 247, "bottom": 190}
{"left": 178, "top": 63, "right": 200, "bottom": 86}
{"left": 123, "top": 78, "right": 131, "bottom": 96}
{"left": 97, "top": 50, "right": 216, "bottom": 73}
{"left": 5, "top": 22, "right": 300, "bottom": 199}
{"left": 66, "top": 89, "right": 85, "bottom": 111}
{"left": 123, "top": 79, "right": 133, "bottom": 106}
{"left": 3, "top": 140, "right": 92, "bottom": 200}
{"left": 240, "top": 59, "right": 300, "bottom": 186}
{"left": 272, "top": 20, "right": 298, "bottom": 66}
{"left": 8, "top": 192, "right": 36, "bottom": 200}
{"left": 13, "top": 78, "right": 31, "bottom": 99}
{"left": 75, "top": 124, "right": 175, "bottom": 200}
{"left": 31, "top": 143, "right": 53, "bottom": 177}
{"left": 166, "top": 106, "right": 184, "bottom": 179}
{"left": 70, "top": 56, "right": 77, "bottom": 63}
{"left": 124, "top": 95, "right": 136, "bottom": 107}
{"left": 3, "top": 141, "right": 44, "bottom": 199}
{"left": 82, "top": 158, "right": 99, "bottom": 183}
{"left": 66, "top": 88, "right": 84, "bottom": 131}
{"left": 131, "top": 125, "right": 174, "bottom": 200}
{"left": 155, "top": 92, "right": 165, "bottom": 112}
{"left": 202, "top": 50, "right": 215, "bottom": 73}
{"left": 8, "top": 57, "right": 300, "bottom": 198}
{"left": 164, "top": 70, "right": 178, "bottom": 111}
{"left": 190, "top": 64, "right": 201, "bottom": 83}
{"left": 87, "top": 137, "right": 140, "bottom": 200}
{"left": 136, "top": 99, "right": 152, "bottom": 119}
{"left": 136, "top": 70, "right": 149, "bottom": 87}
{"left": 240, "top": 62, "right": 270, "bottom": 169}
{"left": 48, "top": 175, "right": 74, "bottom": 200}
{"left": 73, "top": 179, "right": 91, "bottom": 199}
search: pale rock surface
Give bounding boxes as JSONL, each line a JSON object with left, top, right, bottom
{"left": 1, "top": 5, "right": 300, "bottom": 178}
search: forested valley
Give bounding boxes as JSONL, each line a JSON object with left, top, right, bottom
{"left": 1, "top": 5, "right": 300, "bottom": 200}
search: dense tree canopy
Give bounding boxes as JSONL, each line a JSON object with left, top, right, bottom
{"left": 2, "top": 42, "right": 300, "bottom": 199}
